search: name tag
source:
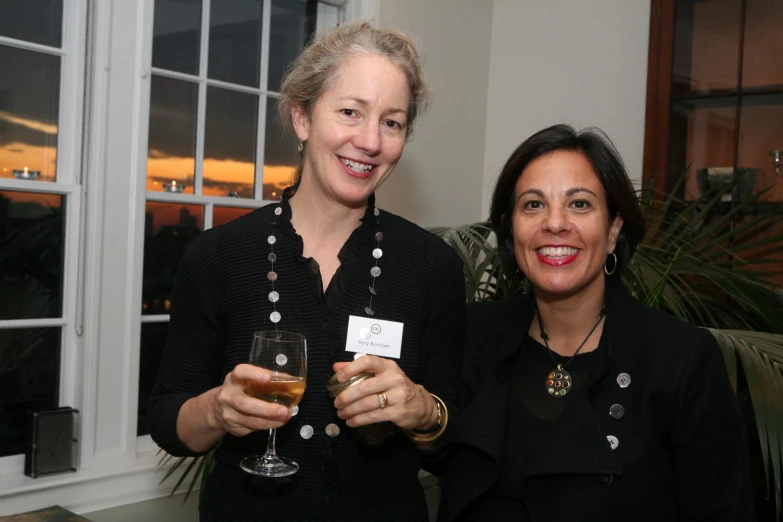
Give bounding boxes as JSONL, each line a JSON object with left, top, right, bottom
{"left": 345, "top": 315, "right": 404, "bottom": 359}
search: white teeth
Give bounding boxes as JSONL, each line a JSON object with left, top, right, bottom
{"left": 539, "top": 246, "right": 578, "bottom": 257}
{"left": 340, "top": 157, "right": 374, "bottom": 173}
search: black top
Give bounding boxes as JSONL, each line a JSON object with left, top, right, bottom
{"left": 148, "top": 191, "right": 466, "bottom": 522}
{"left": 462, "top": 335, "right": 601, "bottom": 520}
{"left": 438, "top": 278, "right": 755, "bottom": 522}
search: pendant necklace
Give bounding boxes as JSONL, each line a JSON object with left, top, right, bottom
{"left": 537, "top": 306, "right": 605, "bottom": 398}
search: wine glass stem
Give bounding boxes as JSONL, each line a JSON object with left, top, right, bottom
{"left": 266, "top": 428, "right": 278, "bottom": 457}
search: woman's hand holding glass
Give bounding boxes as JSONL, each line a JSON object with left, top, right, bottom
{"left": 237, "top": 330, "right": 307, "bottom": 477}
{"left": 209, "top": 363, "right": 293, "bottom": 437}
{"left": 332, "top": 356, "right": 437, "bottom": 431}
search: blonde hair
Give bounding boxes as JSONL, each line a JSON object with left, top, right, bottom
{"left": 278, "top": 20, "right": 429, "bottom": 183}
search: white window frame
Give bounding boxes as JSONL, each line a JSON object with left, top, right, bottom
{"left": 0, "top": 0, "right": 378, "bottom": 516}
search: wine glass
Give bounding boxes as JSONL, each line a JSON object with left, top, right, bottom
{"left": 239, "top": 330, "right": 307, "bottom": 477}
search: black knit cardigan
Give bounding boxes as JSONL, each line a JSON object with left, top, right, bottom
{"left": 148, "top": 194, "right": 466, "bottom": 521}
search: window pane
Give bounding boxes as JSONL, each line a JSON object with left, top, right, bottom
{"left": 152, "top": 0, "right": 202, "bottom": 76}
{"left": 742, "top": 0, "right": 783, "bottom": 89}
{"left": 669, "top": 100, "right": 737, "bottom": 201}
{"left": 0, "top": 0, "right": 63, "bottom": 48}
{"left": 0, "top": 46, "right": 60, "bottom": 183}
{"left": 672, "top": 0, "right": 741, "bottom": 94}
{"left": 137, "top": 322, "right": 169, "bottom": 436}
{"left": 213, "top": 206, "right": 254, "bottom": 228}
{"left": 0, "top": 191, "right": 65, "bottom": 320}
{"left": 203, "top": 87, "right": 257, "bottom": 198}
{"left": 737, "top": 94, "right": 783, "bottom": 202}
{"left": 263, "top": 97, "right": 297, "bottom": 200}
{"left": 208, "top": 0, "right": 264, "bottom": 87}
{"left": 268, "top": 0, "right": 315, "bottom": 93}
{"left": 0, "top": 327, "right": 61, "bottom": 457}
{"left": 143, "top": 203, "right": 203, "bottom": 315}
{"left": 146, "top": 76, "right": 198, "bottom": 194}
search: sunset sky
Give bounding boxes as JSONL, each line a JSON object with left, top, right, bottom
{"left": 1, "top": 0, "right": 306, "bottom": 223}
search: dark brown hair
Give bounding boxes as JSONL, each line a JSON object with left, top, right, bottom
{"left": 489, "top": 124, "right": 646, "bottom": 278}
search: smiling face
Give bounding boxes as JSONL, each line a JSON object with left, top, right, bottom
{"left": 291, "top": 53, "right": 410, "bottom": 207}
{"left": 512, "top": 150, "right": 623, "bottom": 300}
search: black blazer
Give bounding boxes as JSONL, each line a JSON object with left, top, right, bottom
{"left": 438, "top": 277, "right": 755, "bottom": 522}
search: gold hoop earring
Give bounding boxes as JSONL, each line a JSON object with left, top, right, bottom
{"left": 604, "top": 252, "right": 618, "bottom": 276}
{"left": 297, "top": 141, "right": 304, "bottom": 153}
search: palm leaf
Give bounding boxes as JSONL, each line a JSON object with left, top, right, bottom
{"left": 157, "top": 451, "right": 189, "bottom": 485}
{"left": 155, "top": 449, "right": 218, "bottom": 503}
{"left": 709, "top": 329, "right": 783, "bottom": 513}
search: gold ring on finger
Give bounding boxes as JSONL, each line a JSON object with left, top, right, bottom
{"left": 378, "top": 392, "right": 388, "bottom": 410}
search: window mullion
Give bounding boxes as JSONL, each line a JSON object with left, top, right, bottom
{"left": 255, "top": 95, "right": 268, "bottom": 201}
{"left": 140, "top": 315, "right": 170, "bottom": 323}
{"left": 0, "top": 35, "right": 64, "bottom": 56}
{"left": 204, "top": 201, "right": 214, "bottom": 230}
{"left": 0, "top": 319, "right": 68, "bottom": 329}
{"left": 56, "top": 0, "right": 88, "bottom": 186}
{"left": 82, "top": 0, "right": 155, "bottom": 465}
{"left": 260, "top": 0, "right": 271, "bottom": 92}
{"left": 194, "top": 0, "right": 211, "bottom": 196}
{"left": 61, "top": 1, "right": 83, "bottom": 184}
{"left": 145, "top": 191, "right": 264, "bottom": 207}
{"left": 60, "top": 188, "right": 83, "bottom": 408}
{"left": 255, "top": 0, "right": 272, "bottom": 200}
{"left": 194, "top": 81, "right": 207, "bottom": 197}
{"left": 0, "top": 179, "right": 79, "bottom": 194}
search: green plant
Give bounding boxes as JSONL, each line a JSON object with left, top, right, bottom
{"left": 160, "top": 180, "right": 783, "bottom": 514}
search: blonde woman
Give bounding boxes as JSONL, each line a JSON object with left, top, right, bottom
{"left": 149, "top": 20, "right": 464, "bottom": 521}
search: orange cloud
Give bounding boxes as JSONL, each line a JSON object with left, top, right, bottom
{"left": 146, "top": 155, "right": 296, "bottom": 197}
{"left": 0, "top": 112, "right": 58, "bottom": 135}
{"left": 0, "top": 142, "right": 57, "bottom": 181}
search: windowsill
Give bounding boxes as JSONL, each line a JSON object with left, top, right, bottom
{"left": 0, "top": 444, "right": 196, "bottom": 517}
{"left": 0, "top": 452, "right": 439, "bottom": 497}
{"left": 0, "top": 446, "right": 438, "bottom": 516}
{"left": 0, "top": 449, "right": 163, "bottom": 498}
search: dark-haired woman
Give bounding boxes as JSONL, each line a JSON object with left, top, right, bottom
{"left": 438, "top": 124, "right": 755, "bottom": 521}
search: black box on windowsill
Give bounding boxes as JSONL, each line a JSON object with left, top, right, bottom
{"left": 24, "top": 407, "right": 79, "bottom": 478}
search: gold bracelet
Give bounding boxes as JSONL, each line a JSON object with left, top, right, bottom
{"left": 404, "top": 393, "right": 449, "bottom": 444}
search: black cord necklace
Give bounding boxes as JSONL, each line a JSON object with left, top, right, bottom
{"left": 537, "top": 306, "right": 606, "bottom": 398}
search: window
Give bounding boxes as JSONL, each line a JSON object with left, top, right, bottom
{"left": 137, "top": 0, "right": 320, "bottom": 436}
{"left": 0, "top": 0, "right": 374, "bottom": 512}
{"left": 0, "top": 0, "right": 84, "bottom": 460}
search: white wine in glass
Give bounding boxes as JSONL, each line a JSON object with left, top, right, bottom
{"left": 239, "top": 330, "right": 307, "bottom": 477}
{"left": 246, "top": 375, "right": 306, "bottom": 409}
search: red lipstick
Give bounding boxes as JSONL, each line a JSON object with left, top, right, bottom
{"left": 536, "top": 247, "right": 579, "bottom": 267}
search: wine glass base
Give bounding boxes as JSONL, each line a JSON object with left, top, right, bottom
{"left": 240, "top": 454, "right": 299, "bottom": 477}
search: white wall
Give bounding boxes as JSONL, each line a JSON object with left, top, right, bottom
{"left": 376, "top": 0, "right": 493, "bottom": 227}
{"left": 481, "top": 0, "right": 651, "bottom": 217}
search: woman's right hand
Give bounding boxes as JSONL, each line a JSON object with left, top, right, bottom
{"left": 209, "top": 363, "right": 292, "bottom": 437}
